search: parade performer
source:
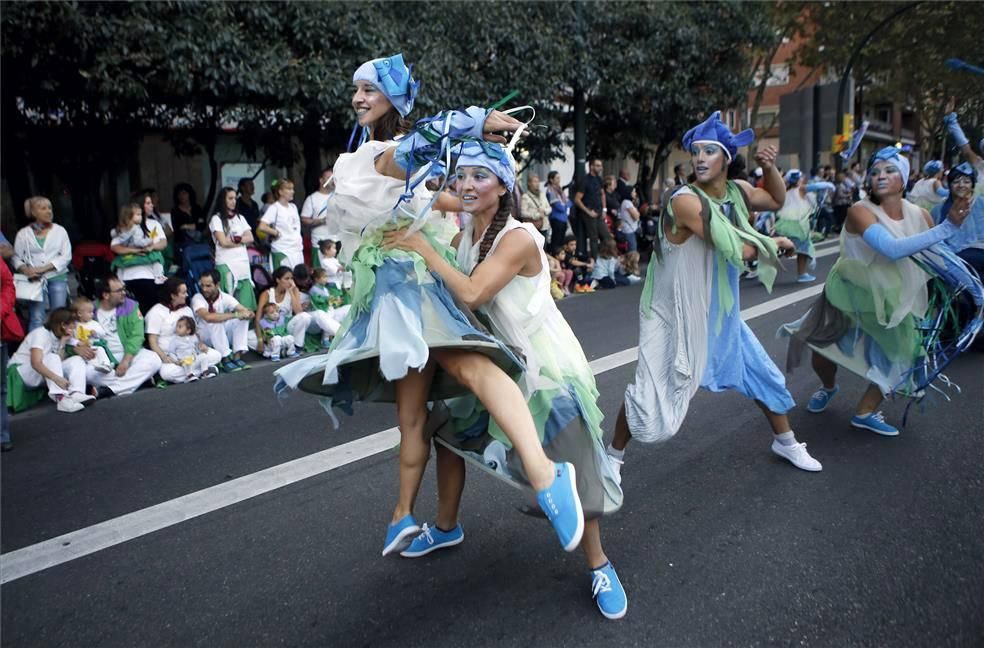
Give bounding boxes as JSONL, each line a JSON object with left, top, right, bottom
{"left": 944, "top": 111, "right": 984, "bottom": 197}
{"left": 908, "top": 160, "right": 948, "bottom": 212}
{"left": 932, "top": 162, "right": 984, "bottom": 276}
{"left": 607, "top": 111, "right": 823, "bottom": 474}
{"left": 774, "top": 169, "right": 833, "bottom": 282}
{"left": 383, "top": 140, "right": 626, "bottom": 620}
{"left": 782, "top": 147, "right": 978, "bottom": 437}
{"left": 274, "top": 54, "right": 585, "bottom": 558}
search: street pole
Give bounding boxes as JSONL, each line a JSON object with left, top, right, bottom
{"left": 834, "top": 1, "right": 922, "bottom": 170}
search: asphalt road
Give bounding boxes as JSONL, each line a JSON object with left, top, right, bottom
{"left": 2, "top": 242, "right": 983, "bottom": 647}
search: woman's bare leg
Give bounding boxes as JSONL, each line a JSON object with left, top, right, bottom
{"left": 611, "top": 405, "right": 632, "bottom": 451}
{"left": 581, "top": 519, "right": 608, "bottom": 569}
{"left": 797, "top": 254, "right": 809, "bottom": 276}
{"left": 392, "top": 362, "right": 437, "bottom": 523}
{"left": 433, "top": 350, "right": 555, "bottom": 490}
{"left": 435, "top": 444, "right": 466, "bottom": 530}
{"left": 856, "top": 383, "right": 885, "bottom": 415}
{"left": 811, "top": 351, "right": 838, "bottom": 389}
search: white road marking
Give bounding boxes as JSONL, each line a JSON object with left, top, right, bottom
{"left": 0, "top": 281, "right": 828, "bottom": 584}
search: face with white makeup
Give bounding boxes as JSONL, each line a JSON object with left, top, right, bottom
{"left": 867, "top": 160, "right": 905, "bottom": 199}
{"left": 689, "top": 142, "right": 728, "bottom": 183}
{"left": 454, "top": 165, "right": 508, "bottom": 217}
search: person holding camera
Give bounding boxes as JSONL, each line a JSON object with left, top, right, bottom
{"left": 210, "top": 186, "right": 257, "bottom": 311}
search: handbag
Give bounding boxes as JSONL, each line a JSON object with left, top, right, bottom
{"left": 14, "top": 274, "right": 45, "bottom": 302}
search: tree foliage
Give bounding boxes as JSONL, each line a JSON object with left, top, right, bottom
{"left": 2, "top": 1, "right": 772, "bottom": 235}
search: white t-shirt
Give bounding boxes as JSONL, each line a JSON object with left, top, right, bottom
{"left": 321, "top": 258, "right": 343, "bottom": 286}
{"left": 209, "top": 214, "right": 252, "bottom": 280}
{"left": 96, "top": 307, "right": 127, "bottom": 360}
{"left": 301, "top": 191, "right": 337, "bottom": 244}
{"left": 111, "top": 219, "right": 166, "bottom": 282}
{"left": 71, "top": 319, "right": 108, "bottom": 346}
{"left": 145, "top": 303, "right": 195, "bottom": 340}
{"left": 618, "top": 199, "right": 639, "bottom": 234}
{"left": 260, "top": 202, "right": 302, "bottom": 256}
{"left": 191, "top": 291, "right": 242, "bottom": 319}
{"left": 11, "top": 327, "right": 61, "bottom": 367}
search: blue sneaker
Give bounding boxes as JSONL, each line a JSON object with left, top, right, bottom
{"left": 797, "top": 273, "right": 816, "bottom": 283}
{"left": 536, "top": 462, "right": 584, "bottom": 552}
{"left": 234, "top": 358, "right": 250, "bottom": 370}
{"left": 400, "top": 523, "right": 464, "bottom": 558}
{"left": 851, "top": 411, "right": 899, "bottom": 436}
{"left": 591, "top": 562, "right": 628, "bottom": 620}
{"left": 807, "top": 385, "right": 839, "bottom": 413}
{"left": 382, "top": 514, "right": 421, "bottom": 556}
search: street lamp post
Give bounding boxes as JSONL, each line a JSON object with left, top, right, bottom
{"left": 834, "top": 1, "right": 922, "bottom": 170}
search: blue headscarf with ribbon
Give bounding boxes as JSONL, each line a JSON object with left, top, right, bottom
{"left": 353, "top": 53, "right": 420, "bottom": 118}
{"left": 452, "top": 140, "right": 515, "bottom": 192}
{"left": 868, "top": 146, "right": 911, "bottom": 187}
{"left": 923, "top": 160, "right": 943, "bottom": 176}
{"left": 784, "top": 169, "right": 802, "bottom": 186}
{"left": 681, "top": 111, "right": 755, "bottom": 161}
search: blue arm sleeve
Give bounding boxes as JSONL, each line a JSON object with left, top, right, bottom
{"left": 394, "top": 106, "right": 488, "bottom": 174}
{"left": 936, "top": 186, "right": 950, "bottom": 198}
{"left": 862, "top": 221, "right": 957, "bottom": 261}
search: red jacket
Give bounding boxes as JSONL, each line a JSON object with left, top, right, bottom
{"left": 1, "top": 261, "right": 25, "bottom": 343}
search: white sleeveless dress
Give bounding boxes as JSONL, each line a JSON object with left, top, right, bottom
{"left": 432, "top": 217, "right": 621, "bottom": 518}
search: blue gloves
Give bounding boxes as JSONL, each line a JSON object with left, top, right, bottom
{"left": 944, "top": 112, "right": 970, "bottom": 148}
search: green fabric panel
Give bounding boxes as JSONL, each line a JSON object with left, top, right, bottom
{"left": 110, "top": 250, "right": 165, "bottom": 271}
{"left": 6, "top": 363, "right": 46, "bottom": 413}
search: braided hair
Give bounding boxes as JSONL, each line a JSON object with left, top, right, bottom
{"left": 475, "top": 192, "right": 514, "bottom": 266}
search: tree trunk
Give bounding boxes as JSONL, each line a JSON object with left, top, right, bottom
{"left": 302, "top": 111, "right": 323, "bottom": 195}
{"left": 573, "top": 81, "right": 586, "bottom": 185}
{"left": 202, "top": 129, "right": 219, "bottom": 216}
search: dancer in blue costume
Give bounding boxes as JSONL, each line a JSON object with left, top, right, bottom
{"left": 782, "top": 148, "right": 976, "bottom": 436}
{"left": 383, "top": 140, "right": 627, "bottom": 620}
{"left": 932, "top": 163, "right": 984, "bottom": 276}
{"left": 608, "top": 112, "right": 823, "bottom": 473}
{"left": 275, "top": 54, "right": 585, "bottom": 558}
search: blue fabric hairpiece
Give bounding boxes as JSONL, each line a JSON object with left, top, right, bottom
{"left": 453, "top": 140, "right": 515, "bottom": 192}
{"left": 923, "top": 160, "right": 943, "bottom": 176}
{"left": 784, "top": 169, "right": 802, "bottom": 185}
{"left": 353, "top": 53, "right": 420, "bottom": 118}
{"left": 868, "top": 146, "right": 910, "bottom": 187}
{"left": 681, "top": 110, "right": 755, "bottom": 161}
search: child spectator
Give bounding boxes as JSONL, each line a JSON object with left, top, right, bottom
{"left": 69, "top": 296, "right": 114, "bottom": 374}
{"left": 294, "top": 264, "right": 349, "bottom": 348}
{"left": 159, "top": 316, "right": 219, "bottom": 381}
{"left": 619, "top": 250, "right": 642, "bottom": 283}
{"left": 258, "top": 302, "right": 295, "bottom": 362}
{"left": 9, "top": 308, "right": 92, "bottom": 413}
{"left": 562, "top": 235, "right": 594, "bottom": 293}
{"left": 592, "top": 240, "right": 626, "bottom": 289}
{"left": 317, "top": 239, "right": 349, "bottom": 294}
{"left": 548, "top": 247, "right": 574, "bottom": 298}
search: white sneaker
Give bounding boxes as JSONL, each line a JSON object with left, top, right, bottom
{"left": 56, "top": 397, "right": 85, "bottom": 413}
{"left": 770, "top": 440, "right": 823, "bottom": 472}
{"left": 94, "top": 362, "right": 114, "bottom": 374}
{"left": 607, "top": 453, "right": 623, "bottom": 485}
{"left": 626, "top": 274, "right": 642, "bottom": 285}
{"left": 70, "top": 392, "right": 96, "bottom": 406}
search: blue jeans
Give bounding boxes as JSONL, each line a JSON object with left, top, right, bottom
{"left": 621, "top": 231, "right": 638, "bottom": 252}
{"left": 27, "top": 278, "right": 69, "bottom": 332}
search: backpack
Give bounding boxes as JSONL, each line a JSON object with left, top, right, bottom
{"left": 181, "top": 242, "right": 215, "bottom": 297}
{"left": 73, "top": 242, "right": 115, "bottom": 300}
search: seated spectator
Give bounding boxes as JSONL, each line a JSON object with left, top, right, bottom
{"left": 619, "top": 250, "right": 642, "bottom": 282}
{"left": 69, "top": 297, "right": 114, "bottom": 374}
{"left": 12, "top": 196, "right": 72, "bottom": 331}
{"left": 9, "top": 308, "right": 92, "bottom": 413}
{"left": 562, "top": 235, "right": 594, "bottom": 293}
{"left": 254, "top": 266, "right": 310, "bottom": 358}
{"left": 292, "top": 264, "right": 349, "bottom": 348}
{"left": 146, "top": 277, "right": 221, "bottom": 384}
{"left": 85, "top": 275, "right": 162, "bottom": 397}
{"left": 159, "top": 316, "right": 219, "bottom": 381}
{"left": 547, "top": 247, "right": 572, "bottom": 299}
{"left": 618, "top": 187, "right": 641, "bottom": 252}
{"left": 258, "top": 302, "right": 295, "bottom": 361}
{"left": 191, "top": 270, "right": 254, "bottom": 373}
{"left": 209, "top": 186, "right": 257, "bottom": 311}
{"left": 592, "top": 240, "right": 631, "bottom": 289}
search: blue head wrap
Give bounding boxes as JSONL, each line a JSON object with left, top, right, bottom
{"left": 868, "top": 146, "right": 910, "bottom": 187}
{"left": 353, "top": 53, "right": 420, "bottom": 117}
{"left": 948, "top": 162, "right": 977, "bottom": 187}
{"left": 681, "top": 111, "right": 755, "bottom": 162}
{"left": 784, "top": 169, "right": 802, "bottom": 185}
{"left": 923, "top": 160, "right": 943, "bottom": 176}
{"left": 453, "top": 140, "right": 515, "bottom": 192}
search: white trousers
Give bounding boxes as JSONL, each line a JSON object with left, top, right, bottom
{"left": 286, "top": 312, "right": 311, "bottom": 346}
{"left": 198, "top": 318, "right": 250, "bottom": 357}
{"left": 263, "top": 334, "right": 295, "bottom": 358}
{"left": 307, "top": 307, "right": 349, "bottom": 339}
{"left": 18, "top": 354, "right": 87, "bottom": 400}
{"left": 159, "top": 348, "right": 222, "bottom": 383}
{"left": 85, "top": 349, "right": 162, "bottom": 395}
